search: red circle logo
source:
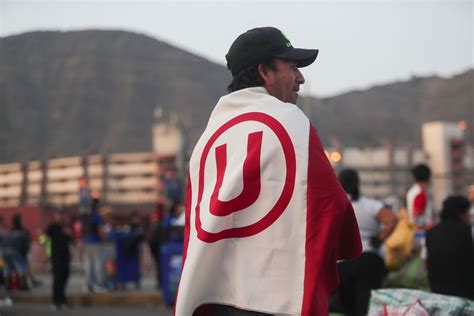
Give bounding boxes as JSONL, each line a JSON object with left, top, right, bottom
{"left": 196, "top": 112, "right": 296, "bottom": 243}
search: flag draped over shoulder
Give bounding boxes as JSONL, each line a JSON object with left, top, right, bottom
{"left": 175, "top": 87, "right": 361, "bottom": 316}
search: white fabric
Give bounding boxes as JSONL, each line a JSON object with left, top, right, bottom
{"left": 406, "top": 184, "right": 433, "bottom": 227}
{"left": 175, "top": 87, "right": 310, "bottom": 315}
{"left": 469, "top": 204, "right": 474, "bottom": 226}
{"left": 351, "top": 196, "right": 383, "bottom": 253}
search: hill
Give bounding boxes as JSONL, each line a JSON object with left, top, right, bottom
{"left": 0, "top": 30, "right": 472, "bottom": 163}
{"left": 309, "top": 70, "right": 473, "bottom": 148}
{"left": 0, "top": 30, "right": 230, "bottom": 162}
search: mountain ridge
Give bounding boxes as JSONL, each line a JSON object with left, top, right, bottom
{"left": 0, "top": 30, "right": 472, "bottom": 163}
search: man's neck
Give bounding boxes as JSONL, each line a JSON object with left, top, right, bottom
{"left": 416, "top": 181, "right": 428, "bottom": 188}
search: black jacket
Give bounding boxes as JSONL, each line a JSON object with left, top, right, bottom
{"left": 426, "top": 220, "right": 474, "bottom": 299}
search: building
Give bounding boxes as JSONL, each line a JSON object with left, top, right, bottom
{"left": 1, "top": 120, "right": 472, "bottom": 216}
{"left": 422, "top": 121, "right": 470, "bottom": 209}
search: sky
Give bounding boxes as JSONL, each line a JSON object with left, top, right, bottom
{"left": 0, "top": 0, "right": 472, "bottom": 97}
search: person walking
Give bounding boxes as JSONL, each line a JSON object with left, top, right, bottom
{"left": 46, "top": 209, "right": 72, "bottom": 309}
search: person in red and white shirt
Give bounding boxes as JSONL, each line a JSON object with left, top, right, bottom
{"left": 406, "top": 164, "right": 433, "bottom": 230}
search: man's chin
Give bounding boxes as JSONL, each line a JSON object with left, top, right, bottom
{"left": 290, "top": 92, "right": 299, "bottom": 104}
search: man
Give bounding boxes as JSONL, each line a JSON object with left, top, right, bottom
{"left": 46, "top": 209, "right": 72, "bottom": 309}
{"left": 148, "top": 203, "right": 166, "bottom": 289}
{"left": 2, "top": 214, "right": 30, "bottom": 290}
{"left": 175, "top": 27, "right": 361, "bottom": 315}
{"left": 81, "top": 197, "right": 106, "bottom": 292}
{"left": 406, "top": 164, "right": 433, "bottom": 229}
{"left": 425, "top": 195, "right": 474, "bottom": 299}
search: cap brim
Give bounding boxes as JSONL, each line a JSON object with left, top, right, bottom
{"left": 276, "top": 48, "right": 319, "bottom": 68}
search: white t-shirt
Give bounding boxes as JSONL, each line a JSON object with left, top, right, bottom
{"left": 406, "top": 183, "right": 433, "bottom": 228}
{"left": 351, "top": 196, "right": 384, "bottom": 253}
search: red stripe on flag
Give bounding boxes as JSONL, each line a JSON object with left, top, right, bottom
{"left": 302, "top": 125, "right": 361, "bottom": 315}
{"left": 174, "top": 173, "right": 192, "bottom": 316}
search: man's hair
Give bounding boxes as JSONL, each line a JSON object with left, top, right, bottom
{"left": 338, "top": 168, "right": 360, "bottom": 201}
{"left": 440, "top": 195, "right": 470, "bottom": 222}
{"left": 411, "top": 164, "right": 431, "bottom": 182}
{"left": 227, "top": 59, "right": 277, "bottom": 93}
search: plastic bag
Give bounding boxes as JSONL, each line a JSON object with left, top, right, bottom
{"left": 384, "top": 209, "right": 415, "bottom": 270}
{"left": 368, "top": 288, "right": 474, "bottom": 316}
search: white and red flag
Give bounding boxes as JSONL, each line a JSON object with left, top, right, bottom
{"left": 175, "top": 87, "right": 361, "bottom": 315}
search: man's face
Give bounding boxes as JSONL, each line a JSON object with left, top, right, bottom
{"left": 261, "top": 59, "right": 305, "bottom": 104}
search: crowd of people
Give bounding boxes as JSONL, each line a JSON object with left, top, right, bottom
{"left": 2, "top": 27, "right": 474, "bottom": 316}
{"left": 41, "top": 197, "right": 184, "bottom": 309}
{"left": 0, "top": 169, "right": 473, "bottom": 314}
{"left": 329, "top": 164, "right": 474, "bottom": 316}
{"left": 0, "top": 214, "right": 36, "bottom": 291}
{"left": 0, "top": 171, "right": 185, "bottom": 310}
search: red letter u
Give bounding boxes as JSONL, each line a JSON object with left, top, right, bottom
{"left": 209, "top": 131, "right": 263, "bottom": 216}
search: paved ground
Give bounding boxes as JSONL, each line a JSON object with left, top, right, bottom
{"left": 0, "top": 302, "right": 174, "bottom": 316}
{"left": 4, "top": 271, "right": 165, "bottom": 307}
{"left": 29, "top": 270, "right": 159, "bottom": 295}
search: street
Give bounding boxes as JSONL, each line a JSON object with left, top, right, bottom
{"left": 0, "top": 303, "right": 174, "bottom": 316}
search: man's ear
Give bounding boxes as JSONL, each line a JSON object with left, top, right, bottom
{"left": 258, "top": 64, "right": 273, "bottom": 86}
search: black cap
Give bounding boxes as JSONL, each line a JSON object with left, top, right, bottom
{"left": 226, "top": 27, "right": 319, "bottom": 76}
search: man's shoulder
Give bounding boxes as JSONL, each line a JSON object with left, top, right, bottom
{"left": 358, "top": 196, "right": 383, "bottom": 209}
{"left": 407, "top": 184, "right": 423, "bottom": 197}
{"left": 216, "top": 87, "right": 307, "bottom": 123}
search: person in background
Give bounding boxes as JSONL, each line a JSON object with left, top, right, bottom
{"left": 0, "top": 216, "right": 8, "bottom": 270}
{"left": 81, "top": 197, "right": 106, "bottom": 292}
{"left": 100, "top": 206, "right": 117, "bottom": 290}
{"left": 425, "top": 195, "right": 474, "bottom": 300}
{"left": 38, "top": 228, "right": 51, "bottom": 272}
{"left": 114, "top": 212, "right": 143, "bottom": 290}
{"left": 335, "top": 169, "right": 397, "bottom": 316}
{"left": 2, "top": 214, "right": 31, "bottom": 290}
{"left": 406, "top": 164, "right": 433, "bottom": 229}
{"left": 71, "top": 215, "right": 83, "bottom": 274}
{"left": 46, "top": 208, "right": 72, "bottom": 310}
{"left": 162, "top": 168, "right": 182, "bottom": 210}
{"left": 148, "top": 203, "right": 166, "bottom": 289}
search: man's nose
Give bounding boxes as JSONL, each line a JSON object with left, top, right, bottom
{"left": 296, "top": 68, "right": 305, "bottom": 84}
